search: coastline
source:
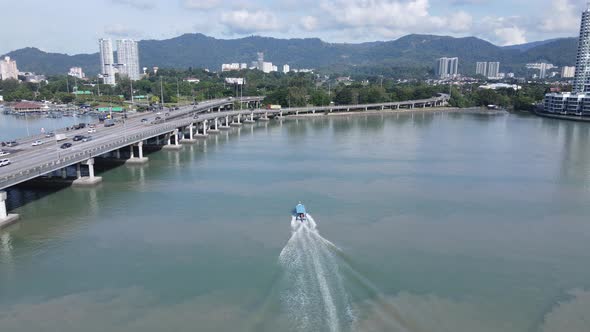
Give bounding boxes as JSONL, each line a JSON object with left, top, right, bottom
{"left": 285, "top": 107, "right": 504, "bottom": 118}
{"left": 534, "top": 110, "right": 590, "bottom": 122}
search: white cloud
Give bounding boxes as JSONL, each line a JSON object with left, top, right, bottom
{"left": 494, "top": 26, "right": 527, "bottom": 45}
{"left": 220, "top": 10, "right": 282, "bottom": 34}
{"left": 541, "top": 0, "right": 578, "bottom": 33}
{"left": 311, "top": 0, "right": 473, "bottom": 40}
{"left": 182, "top": 0, "right": 221, "bottom": 10}
{"left": 104, "top": 24, "right": 140, "bottom": 37}
{"left": 473, "top": 16, "right": 528, "bottom": 45}
{"left": 300, "top": 16, "right": 319, "bottom": 31}
{"left": 110, "top": 0, "right": 155, "bottom": 10}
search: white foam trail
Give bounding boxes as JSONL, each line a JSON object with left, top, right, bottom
{"left": 279, "top": 214, "right": 355, "bottom": 332}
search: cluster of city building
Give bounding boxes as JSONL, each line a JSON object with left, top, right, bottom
{"left": 221, "top": 52, "right": 312, "bottom": 74}
{"left": 434, "top": 55, "right": 575, "bottom": 81}
{"left": 98, "top": 38, "right": 141, "bottom": 85}
{"left": 543, "top": 6, "right": 590, "bottom": 115}
{"left": 0, "top": 56, "right": 47, "bottom": 84}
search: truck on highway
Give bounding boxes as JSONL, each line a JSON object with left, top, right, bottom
{"left": 267, "top": 104, "right": 282, "bottom": 110}
{"left": 55, "top": 134, "right": 67, "bottom": 141}
{"left": 104, "top": 119, "right": 115, "bottom": 127}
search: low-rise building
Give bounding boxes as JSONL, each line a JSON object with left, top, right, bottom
{"left": 544, "top": 92, "right": 590, "bottom": 115}
{"left": 68, "top": 67, "right": 85, "bottom": 79}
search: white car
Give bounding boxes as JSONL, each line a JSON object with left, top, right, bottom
{"left": 0, "top": 151, "right": 9, "bottom": 157}
{"left": 0, "top": 159, "right": 11, "bottom": 167}
{"left": 88, "top": 128, "right": 96, "bottom": 133}
{"left": 32, "top": 140, "right": 44, "bottom": 146}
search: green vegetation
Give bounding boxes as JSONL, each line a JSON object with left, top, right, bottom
{"left": 448, "top": 83, "right": 552, "bottom": 111}
{"left": 0, "top": 68, "right": 554, "bottom": 111}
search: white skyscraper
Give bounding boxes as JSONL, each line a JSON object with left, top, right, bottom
{"left": 116, "top": 39, "right": 140, "bottom": 81}
{"left": 0, "top": 56, "right": 18, "bottom": 80}
{"left": 283, "top": 64, "right": 290, "bottom": 73}
{"left": 487, "top": 62, "right": 500, "bottom": 79}
{"left": 436, "top": 57, "right": 459, "bottom": 79}
{"left": 574, "top": 6, "right": 590, "bottom": 92}
{"left": 544, "top": 6, "right": 590, "bottom": 115}
{"left": 476, "top": 62, "right": 487, "bottom": 77}
{"left": 99, "top": 39, "right": 116, "bottom": 85}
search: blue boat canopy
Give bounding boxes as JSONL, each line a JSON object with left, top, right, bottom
{"left": 295, "top": 203, "right": 306, "bottom": 214}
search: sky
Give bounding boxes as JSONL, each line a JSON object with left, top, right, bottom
{"left": 0, "top": 0, "right": 586, "bottom": 55}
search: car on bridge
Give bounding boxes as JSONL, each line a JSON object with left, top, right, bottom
{"left": 0, "top": 159, "right": 11, "bottom": 167}
{"left": 0, "top": 151, "right": 10, "bottom": 157}
{"left": 6, "top": 141, "right": 18, "bottom": 147}
{"left": 82, "top": 136, "right": 93, "bottom": 142}
{"left": 88, "top": 128, "right": 96, "bottom": 133}
{"left": 32, "top": 140, "right": 44, "bottom": 146}
{"left": 60, "top": 143, "right": 72, "bottom": 149}
{"left": 45, "top": 132, "right": 55, "bottom": 138}
{"left": 73, "top": 135, "right": 85, "bottom": 141}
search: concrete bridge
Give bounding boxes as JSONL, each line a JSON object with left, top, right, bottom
{"left": 0, "top": 94, "right": 449, "bottom": 227}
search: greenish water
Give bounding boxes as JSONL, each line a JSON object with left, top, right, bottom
{"left": 1, "top": 112, "right": 590, "bottom": 332}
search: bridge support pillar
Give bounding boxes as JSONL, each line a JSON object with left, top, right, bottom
{"left": 163, "top": 130, "right": 182, "bottom": 150}
{"left": 182, "top": 123, "right": 197, "bottom": 143}
{"left": 208, "top": 118, "right": 220, "bottom": 134}
{"left": 231, "top": 114, "right": 242, "bottom": 127}
{"left": 260, "top": 112, "right": 270, "bottom": 121}
{"left": 127, "top": 141, "right": 149, "bottom": 164}
{"left": 73, "top": 158, "right": 103, "bottom": 186}
{"left": 76, "top": 163, "right": 82, "bottom": 179}
{"left": 115, "top": 149, "right": 121, "bottom": 159}
{"left": 61, "top": 168, "right": 68, "bottom": 179}
{"left": 0, "top": 191, "right": 19, "bottom": 229}
{"left": 220, "top": 116, "right": 231, "bottom": 130}
{"left": 245, "top": 112, "right": 255, "bottom": 123}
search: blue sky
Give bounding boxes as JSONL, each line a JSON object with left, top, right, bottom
{"left": 0, "top": 0, "right": 585, "bottom": 55}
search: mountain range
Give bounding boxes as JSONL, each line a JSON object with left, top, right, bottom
{"left": 2, "top": 33, "right": 578, "bottom": 77}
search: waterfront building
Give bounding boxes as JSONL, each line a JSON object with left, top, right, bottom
{"left": 0, "top": 56, "right": 18, "bottom": 80}
{"left": 116, "top": 39, "right": 140, "bottom": 80}
{"left": 487, "top": 62, "right": 500, "bottom": 79}
{"left": 68, "top": 67, "right": 85, "bottom": 79}
{"left": 435, "top": 57, "right": 459, "bottom": 79}
{"left": 476, "top": 62, "right": 487, "bottom": 76}
{"left": 99, "top": 39, "right": 116, "bottom": 85}
{"left": 562, "top": 66, "right": 576, "bottom": 78}
{"left": 574, "top": 7, "right": 590, "bottom": 92}
{"left": 544, "top": 5, "right": 590, "bottom": 115}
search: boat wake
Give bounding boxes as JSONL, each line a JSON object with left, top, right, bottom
{"left": 279, "top": 214, "right": 354, "bottom": 332}
{"left": 277, "top": 214, "right": 421, "bottom": 332}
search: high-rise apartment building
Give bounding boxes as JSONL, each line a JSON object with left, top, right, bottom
{"left": 487, "top": 62, "right": 500, "bottom": 79}
{"left": 116, "top": 39, "right": 140, "bottom": 81}
{"left": 257, "top": 52, "right": 264, "bottom": 71}
{"left": 99, "top": 39, "right": 116, "bottom": 85}
{"left": 0, "top": 56, "right": 19, "bottom": 80}
{"left": 562, "top": 66, "right": 576, "bottom": 78}
{"left": 435, "top": 57, "right": 459, "bottom": 79}
{"left": 544, "top": 6, "right": 590, "bottom": 115}
{"left": 283, "top": 64, "right": 290, "bottom": 73}
{"left": 476, "top": 62, "right": 487, "bottom": 76}
{"left": 574, "top": 6, "right": 590, "bottom": 92}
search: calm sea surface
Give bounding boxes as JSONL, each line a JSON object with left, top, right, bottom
{"left": 0, "top": 111, "right": 589, "bottom": 332}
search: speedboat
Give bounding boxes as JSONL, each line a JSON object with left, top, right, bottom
{"left": 294, "top": 202, "right": 307, "bottom": 222}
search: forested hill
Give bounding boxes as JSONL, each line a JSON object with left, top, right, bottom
{"left": 2, "top": 33, "right": 577, "bottom": 77}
